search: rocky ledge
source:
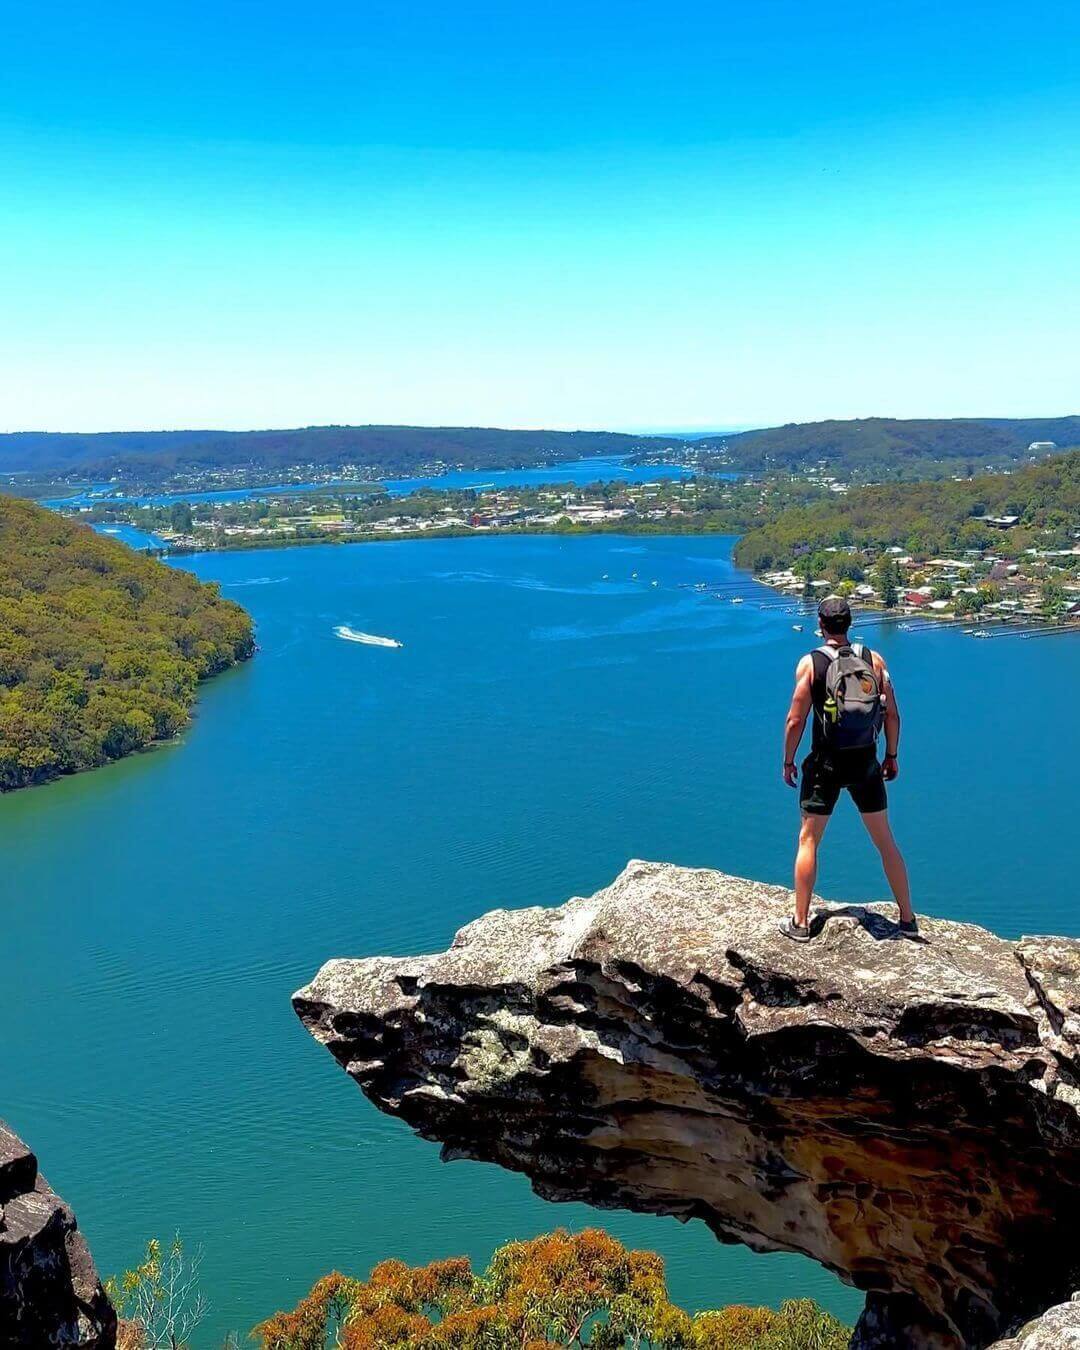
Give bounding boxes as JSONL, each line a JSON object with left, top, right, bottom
{"left": 294, "top": 861, "right": 1080, "bottom": 1350}
{"left": 0, "top": 1122, "right": 115, "bottom": 1347}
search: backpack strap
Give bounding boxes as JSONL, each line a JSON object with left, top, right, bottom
{"left": 819, "top": 642, "right": 868, "bottom": 661}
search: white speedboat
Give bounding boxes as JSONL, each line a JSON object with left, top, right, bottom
{"left": 334, "top": 625, "right": 404, "bottom": 649}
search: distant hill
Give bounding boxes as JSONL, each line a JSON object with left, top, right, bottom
{"left": 0, "top": 496, "right": 254, "bottom": 789}
{"left": 1, "top": 417, "right": 1076, "bottom": 487}
{"left": 733, "top": 447, "right": 1080, "bottom": 571}
{"left": 697, "top": 416, "right": 1080, "bottom": 479}
{"left": 0, "top": 426, "right": 671, "bottom": 484}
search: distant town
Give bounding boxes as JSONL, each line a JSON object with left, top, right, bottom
{"left": 64, "top": 454, "right": 1080, "bottom": 633}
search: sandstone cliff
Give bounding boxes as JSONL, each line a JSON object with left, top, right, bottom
{"left": 0, "top": 1122, "right": 115, "bottom": 1347}
{"left": 294, "top": 860, "right": 1080, "bottom": 1350}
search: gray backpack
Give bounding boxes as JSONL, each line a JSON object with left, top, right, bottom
{"left": 817, "top": 643, "right": 884, "bottom": 750}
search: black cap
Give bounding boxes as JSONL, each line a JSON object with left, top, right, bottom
{"left": 817, "top": 595, "right": 852, "bottom": 623}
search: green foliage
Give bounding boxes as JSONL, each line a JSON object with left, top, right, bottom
{"left": 253, "top": 1229, "right": 850, "bottom": 1350}
{"left": 9, "top": 415, "right": 1076, "bottom": 491}
{"left": 734, "top": 450, "right": 1080, "bottom": 572}
{"left": 875, "top": 556, "right": 900, "bottom": 609}
{"left": 0, "top": 427, "right": 669, "bottom": 485}
{"left": 699, "top": 417, "right": 1079, "bottom": 481}
{"left": 953, "top": 590, "right": 983, "bottom": 616}
{"left": 1042, "top": 578, "right": 1067, "bottom": 615}
{"left": 169, "top": 501, "right": 194, "bottom": 533}
{"left": 0, "top": 495, "right": 254, "bottom": 790}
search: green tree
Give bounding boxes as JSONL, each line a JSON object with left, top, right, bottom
{"left": 954, "top": 590, "right": 983, "bottom": 616}
{"left": 875, "top": 556, "right": 900, "bottom": 608}
{"left": 1041, "top": 578, "right": 1066, "bottom": 616}
{"left": 831, "top": 557, "right": 864, "bottom": 583}
{"left": 169, "top": 502, "right": 194, "bottom": 533}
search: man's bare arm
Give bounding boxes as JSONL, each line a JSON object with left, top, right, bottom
{"left": 782, "top": 655, "right": 814, "bottom": 786}
{"left": 873, "top": 652, "right": 901, "bottom": 776}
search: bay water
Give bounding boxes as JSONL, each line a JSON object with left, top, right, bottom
{"left": 51, "top": 452, "right": 696, "bottom": 510}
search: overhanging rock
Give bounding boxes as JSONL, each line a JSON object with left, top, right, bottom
{"left": 294, "top": 861, "right": 1080, "bottom": 1349}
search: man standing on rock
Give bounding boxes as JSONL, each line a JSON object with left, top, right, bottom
{"left": 779, "top": 596, "right": 917, "bottom": 941}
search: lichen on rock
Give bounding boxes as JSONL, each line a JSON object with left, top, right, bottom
{"left": 294, "top": 860, "right": 1080, "bottom": 1350}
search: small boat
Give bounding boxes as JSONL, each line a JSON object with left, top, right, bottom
{"left": 602, "top": 574, "right": 609, "bottom": 580}
{"left": 792, "top": 624, "right": 803, "bottom": 631}
{"left": 334, "top": 625, "right": 404, "bottom": 649}
{"left": 651, "top": 580, "right": 659, "bottom": 587}
{"left": 631, "top": 572, "right": 639, "bottom": 579}
{"left": 731, "top": 596, "right": 744, "bottom": 605}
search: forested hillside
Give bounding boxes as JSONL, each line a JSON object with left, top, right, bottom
{"left": 0, "top": 496, "right": 254, "bottom": 790}
{"left": 3, "top": 416, "right": 1077, "bottom": 487}
{"left": 734, "top": 449, "right": 1080, "bottom": 570}
{"left": 698, "top": 416, "right": 1080, "bottom": 479}
{"left": 0, "top": 425, "right": 666, "bottom": 483}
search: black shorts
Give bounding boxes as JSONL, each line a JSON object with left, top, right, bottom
{"left": 800, "top": 748, "right": 887, "bottom": 817}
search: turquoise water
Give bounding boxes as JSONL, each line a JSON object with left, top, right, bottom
{"left": 49, "top": 453, "right": 698, "bottom": 509}
{"left": 379, "top": 455, "right": 698, "bottom": 495}
{"left": 91, "top": 522, "right": 167, "bottom": 549}
{"left": 3, "top": 535, "right": 1076, "bottom": 1344}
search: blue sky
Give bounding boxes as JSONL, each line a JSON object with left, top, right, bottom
{"left": 3, "top": 1, "right": 1079, "bottom": 431}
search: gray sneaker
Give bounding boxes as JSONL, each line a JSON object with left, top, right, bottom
{"left": 899, "top": 917, "right": 919, "bottom": 937}
{"left": 779, "top": 916, "right": 811, "bottom": 943}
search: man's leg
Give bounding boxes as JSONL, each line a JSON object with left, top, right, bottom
{"left": 860, "top": 810, "right": 915, "bottom": 923}
{"left": 793, "top": 812, "right": 830, "bottom": 927}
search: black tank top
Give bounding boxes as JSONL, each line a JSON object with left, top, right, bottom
{"left": 809, "top": 643, "right": 875, "bottom": 753}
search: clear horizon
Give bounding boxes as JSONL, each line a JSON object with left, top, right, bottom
{"left": 1, "top": 414, "right": 1079, "bottom": 440}
{"left": 4, "top": 1, "right": 1080, "bottom": 433}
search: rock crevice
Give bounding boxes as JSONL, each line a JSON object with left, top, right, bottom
{"left": 294, "top": 861, "right": 1080, "bottom": 1350}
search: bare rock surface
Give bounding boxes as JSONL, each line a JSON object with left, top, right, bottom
{"left": 989, "top": 1293, "right": 1080, "bottom": 1347}
{"left": 295, "top": 860, "right": 1080, "bottom": 1349}
{"left": 0, "top": 1122, "right": 115, "bottom": 1347}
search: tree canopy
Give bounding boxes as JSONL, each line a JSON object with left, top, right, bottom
{"left": 252, "top": 1229, "right": 850, "bottom": 1350}
{"left": 0, "top": 494, "right": 254, "bottom": 790}
{"left": 733, "top": 450, "right": 1080, "bottom": 571}
{"left": 704, "top": 417, "right": 1080, "bottom": 481}
{"left": 1, "top": 415, "right": 1075, "bottom": 487}
{"left": 0, "top": 426, "right": 667, "bottom": 484}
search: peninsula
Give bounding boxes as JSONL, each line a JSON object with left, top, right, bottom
{"left": 0, "top": 494, "right": 254, "bottom": 790}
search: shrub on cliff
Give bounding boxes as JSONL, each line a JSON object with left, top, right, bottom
{"left": 0, "top": 494, "right": 254, "bottom": 789}
{"left": 253, "top": 1228, "right": 850, "bottom": 1350}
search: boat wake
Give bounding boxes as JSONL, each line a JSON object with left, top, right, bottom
{"left": 334, "top": 625, "right": 404, "bottom": 649}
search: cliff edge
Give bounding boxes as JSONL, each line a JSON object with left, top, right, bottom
{"left": 0, "top": 1122, "right": 115, "bottom": 1347}
{"left": 294, "top": 860, "right": 1080, "bottom": 1349}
